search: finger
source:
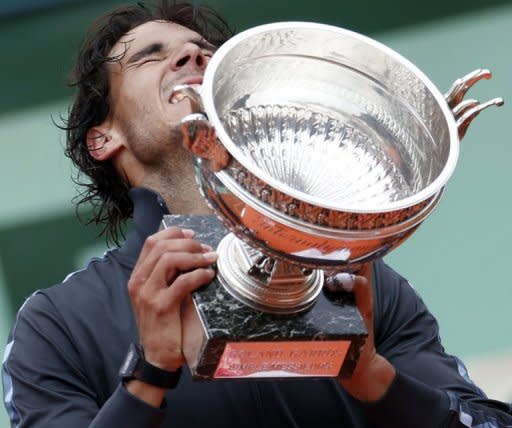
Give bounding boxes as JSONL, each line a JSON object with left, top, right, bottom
{"left": 131, "top": 236, "right": 208, "bottom": 291}
{"left": 350, "top": 264, "right": 374, "bottom": 332}
{"left": 181, "top": 228, "right": 196, "bottom": 238}
{"left": 166, "top": 267, "right": 216, "bottom": 303}
{"left": 139, "top": 238, "right": 207, "bottom": 274}
{"left": 145, "top": 250, "right": 218, "bottom": 293}
{"left": 355, "top": 263, "right": 373, "bottom": 283}
{"left": 137, "top": 227, "right": 191, "bottom": 265}
{"left": 324, "top": 273, "right": 359, "bottom": 293}
{"left": 324, "top": 264, "right": 373, "bottom": 327}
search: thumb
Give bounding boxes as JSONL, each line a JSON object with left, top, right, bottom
{"left": 324, "top": 264, "right": 373, "bottom": 327}
{"left": 324, "top": 270, "right": 368, "bottom": 293}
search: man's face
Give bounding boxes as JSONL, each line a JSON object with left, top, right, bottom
{"left": 106, "top": 20, "right": 215, "bottom": 172}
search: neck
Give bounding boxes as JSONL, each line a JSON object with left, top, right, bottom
{"left": 139, "top": 149, "right": 212, "bottom": 215}
{"left": 158, "top": 175, "right": 212, "bottom": 216}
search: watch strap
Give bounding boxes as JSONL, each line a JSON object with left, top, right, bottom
{"left": 120, "top": 343, "right": 182, "bottom": 389}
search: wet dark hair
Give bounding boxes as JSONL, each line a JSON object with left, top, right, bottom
{"left": 62, "top": 1, "right": 233, "bottom": 244}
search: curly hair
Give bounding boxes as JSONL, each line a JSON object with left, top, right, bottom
{"left": 62, "top": 1, "right": 233, "bottom": 245}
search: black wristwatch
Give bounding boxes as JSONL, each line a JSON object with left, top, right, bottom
{"left": 119, "top": 343, "right": 182, "bottom": 389}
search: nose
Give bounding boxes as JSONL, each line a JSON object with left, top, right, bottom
{"left": 171, "top": 43, "right": 208, "bottom": 71}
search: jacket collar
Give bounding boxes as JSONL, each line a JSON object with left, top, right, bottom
{"left": 116, "top": 187, "right": 170, "bottom": 265}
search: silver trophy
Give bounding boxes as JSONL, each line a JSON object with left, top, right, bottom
{"left": 167, "top": 22, "right": 503, "bottom": 379}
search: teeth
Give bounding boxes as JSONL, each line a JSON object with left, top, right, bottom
{"left": 170, "top": 92, "right": 186, "bottom": 104}
{"left": 169, "top": 84, "right": 202, "bottom": 104}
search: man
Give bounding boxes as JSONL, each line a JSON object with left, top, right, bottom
{"left": 3, "top": 1, "right": 512, "bottom": 427}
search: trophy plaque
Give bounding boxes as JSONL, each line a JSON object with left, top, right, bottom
{"left": 169, "top": 22, "right": 503, "bottom": 380}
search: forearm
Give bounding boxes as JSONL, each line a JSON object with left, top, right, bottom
{"left": 126, "top": 380, "right": 167, "bottom": 408}
{"left": 362, "top": 370, "right": 450, "bottom": 428}
{"left": 360, "top": 369, "right": 512, "bottom": 428}
{"left": 89, "top": 384, "right": 166, "bottom": 428}
{"left": 339, "top": 354, "right": 396, "bottom": 402}
{"left": 340, "top": 353, "right": 450, "bottom": 427}
{"left": 366, "top": 261, "right": 512, "bottom": 427}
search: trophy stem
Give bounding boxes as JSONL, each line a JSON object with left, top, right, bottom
{"left": 216, "top": 233, "right": 324, "bottom": 314}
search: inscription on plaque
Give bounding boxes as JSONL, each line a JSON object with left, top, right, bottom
{"left": 214, "top": 341, "right": 351, "bottom": 378}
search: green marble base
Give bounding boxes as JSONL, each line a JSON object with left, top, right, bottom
{"left": 162, "top": 215, "right": 367, "bottom": 380}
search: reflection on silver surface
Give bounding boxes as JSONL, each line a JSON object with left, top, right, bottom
{"left": 177, "top": 22, "right": 503, "bottom": 312}
{"left": 223, "top": 105, "right": 420, "bottom": 208}
{"left": 203, "top": 23, "right": 456, "bottom": 212}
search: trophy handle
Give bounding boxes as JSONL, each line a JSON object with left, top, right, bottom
{"left": 444, "top": 69, "right": 504, "bottom": 139}
{"left": 170, "top": 83, "right": 231, "bottom": 171}
{"left": 455, "top": 98, "right": 504, "bottom": 140}
{"left": 180, "top": 113, "right": 232, "bottom": 172}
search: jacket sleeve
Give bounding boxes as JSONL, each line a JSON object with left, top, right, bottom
{"left": 365, "top": 261, "right": 512, "bottom": 427}
{"left": 2, "top": 291, "right": 166, "bottom": 428}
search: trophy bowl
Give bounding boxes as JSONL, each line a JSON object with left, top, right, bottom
{"left": 177, "top": 22, "right": 502, "bottom": 281}
{"left": 169, "top": 22, "right": 503, "bottom": 379}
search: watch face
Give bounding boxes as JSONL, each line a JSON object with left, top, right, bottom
{"left": 119, "top": 344, "right": 140, "bottom": 377}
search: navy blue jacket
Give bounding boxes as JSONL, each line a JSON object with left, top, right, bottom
{"left": 3, "top": 188, "right": 512, "bottom": 427}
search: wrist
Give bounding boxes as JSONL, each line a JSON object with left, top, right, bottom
{"left": 340, "top": 354, "right": 396, "bottom": 402}
{"left": 119, "top": 343, "right": 183, "bottom": 389}
{"left": 125, "top": 379, "right": 167, "bottom": 408}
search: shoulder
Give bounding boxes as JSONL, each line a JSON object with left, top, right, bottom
{"left": 4, "top": 290, "right": 75, "bottom": 379}
{"left": 372, "top": 259, "right": 426, "bottom": 311}
{"left": 3, "top": 249, "right": 137, "bottom": 413}
{"left": 48, "top": 248, "right": 131, "bottom": 308}
{"left": 4, "top": 250, "right": 135, "bottom": 385}
{"left": 61, "top": 247, "right": 129, "bottom": 288}
{"left": 372, "top": 260, "right": 438, "bottom": 346}
{"left": 8, "top": 248, "right": 133, "bottom": 347}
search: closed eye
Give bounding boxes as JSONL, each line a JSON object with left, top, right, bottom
{"left": 140, "top": 57, "right": 163, "bottom": 65}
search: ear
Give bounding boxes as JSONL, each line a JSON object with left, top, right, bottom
{"left": 86, "top": 124, "right": 123, "bottom": 161}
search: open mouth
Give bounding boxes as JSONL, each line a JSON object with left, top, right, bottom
{"left": 169, "top": 83, "right": 202, "bottom": 104}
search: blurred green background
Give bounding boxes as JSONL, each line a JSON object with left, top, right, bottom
{"left": 1, "top": 1, "right": 511, "bottom": 425}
